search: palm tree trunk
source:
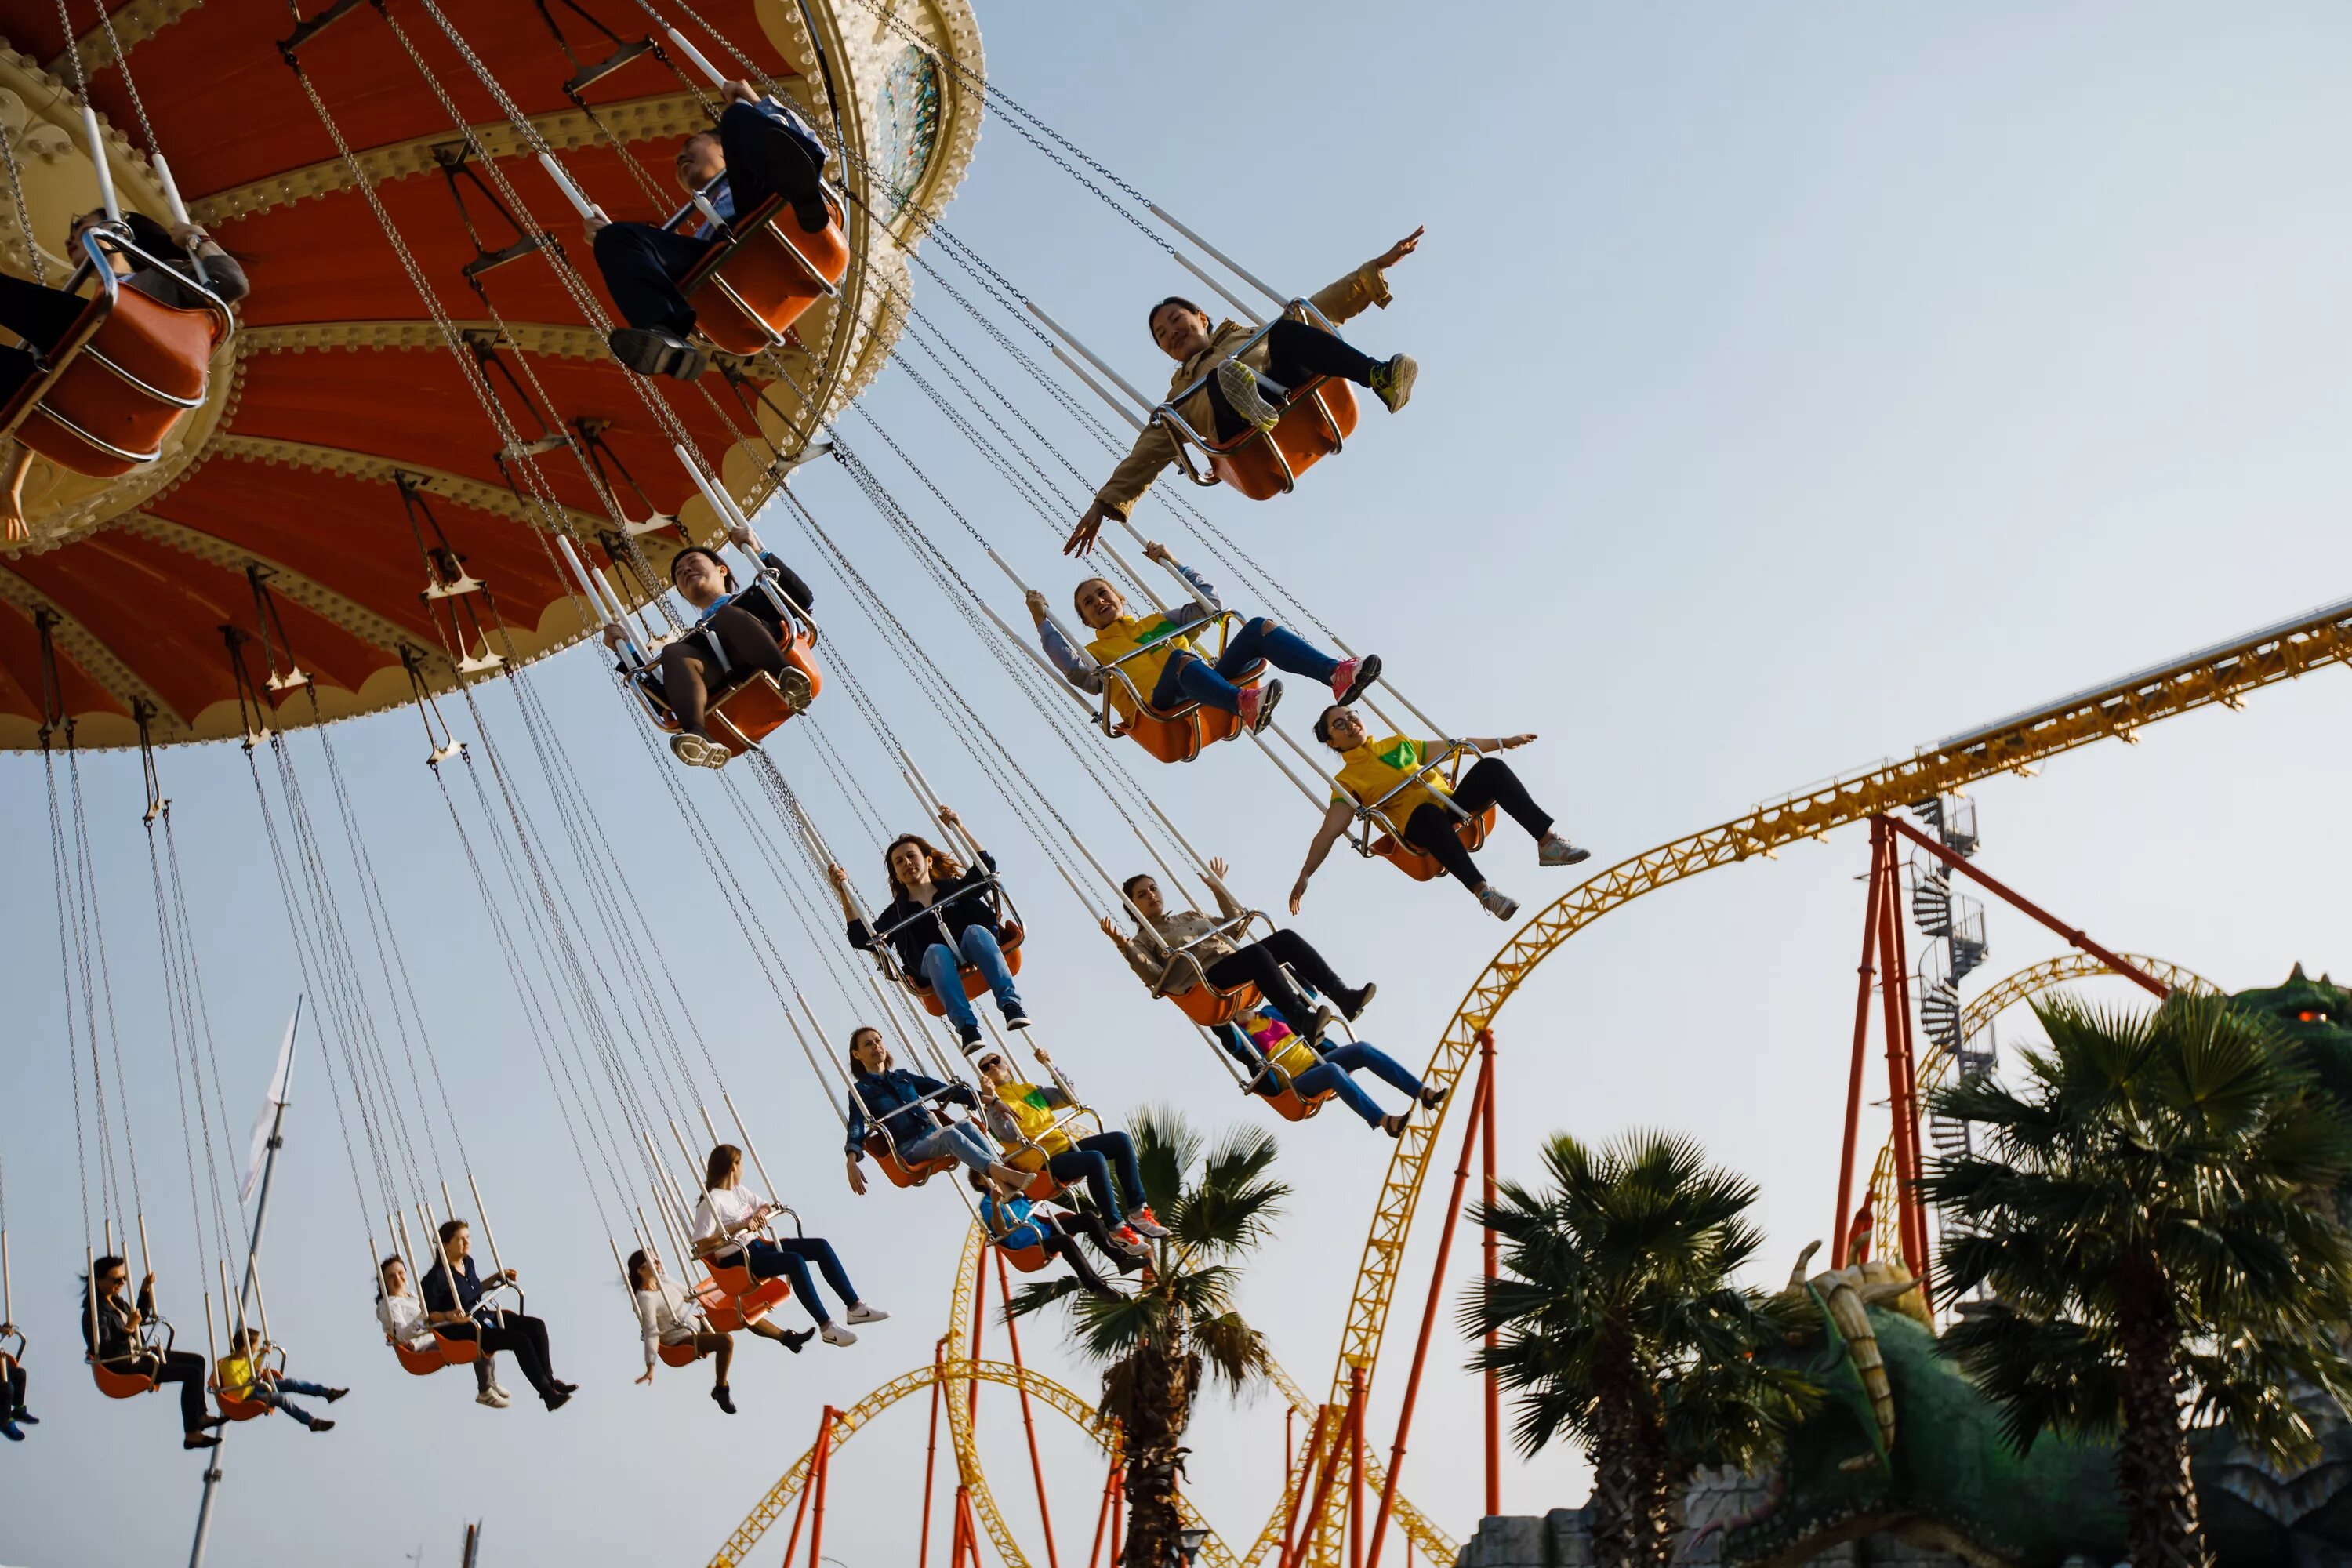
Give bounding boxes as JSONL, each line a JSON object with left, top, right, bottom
{"left": 2115, "top": 1267, "right": 2211, "bottom": 1568}
{"left": 1587, "top": 1376, "right": 1675, "bottom": 1568}
{"left": 1121, "top": 1341, "right": 1197, "bottom": 1568}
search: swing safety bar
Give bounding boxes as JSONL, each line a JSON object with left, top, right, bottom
{"left": 1151, "top": 303, "right": 1352, "bottom": 497}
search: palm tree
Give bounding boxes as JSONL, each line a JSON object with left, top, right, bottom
{"left": 1924, "top": 993, "right": 2352, "bottom": 1568}
{"left": 1004, "top": 1105, "right": 1286, "bottom": 1567}
{"left": 1463, "top": 1131, "right": 1819, "bottom": 1568}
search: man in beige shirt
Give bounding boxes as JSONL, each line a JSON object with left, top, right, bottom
{"left": 1065, "top": 227, "right": 1427, "bottom": 554}
{"left": 1100, "top": 858, "right": 1375, "bottom": 1040}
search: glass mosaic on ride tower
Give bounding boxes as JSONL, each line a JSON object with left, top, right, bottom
{"left": 873, "top": 43, "right": 943, "bottom": 216}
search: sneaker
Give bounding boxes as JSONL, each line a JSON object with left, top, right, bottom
{"left": 553, "top": 1381, "right": 579, "bottom": 1396}
{"left": 608, "top": 326, "right": 707, "bottom": 383}
{"left": 477, "top": 1388, "right": 510, "bottom": 1409}
{"left": 1478, "top": 885, "right": 1520, "bottom": 921}
{"left": 1112, "top": 1225, "right": 1151, "bottom": 1258}
{"left": 323, "top": 1388, "right": 348, "bottom": 1403}
{"left": 1216, "top": 358, "right": 1283, "bottom": 430}
{"left": 1003, "top": 1008, "right": 1033, "bottom": 1032}
{"left": 1306, "top": 1005, "right": 1338, "bottom": 1045}
{"left": 1123, "top": 1206, "right": 1169, "bottom": 1240}
{"left": 1342, "top": 982, "right": 1377, "bottom": 1023}
{"left": 543, "top": 1389, "right": 574, "bottom": 1412}
{"left": 780, "top": 1328, "right": 815, "bottom": 1353}
{"left": 1368, "top": 353, "right": 1417, "bottom": 413}
{"left": 12, "top": 1410, "right": 37, "bottom": 1425}
{"left": 1329, "top": 654, "right": 1382, "bottom": 706}
{"left": 489, "top": 1379, "right": 514, "bottom": 1402}
{"left": 956, "top": 1022, "right": 985, "bottom": 1051}
{"left": 1, "top": 1421, "right": 20, "bottom": 1442}
{"left": 987, "top": 1163, "right": 1032, "bottom": 1189}
{"left": 1418, "top": 1084, "right": 1448, "bottom": 1112}
{"left": 670, "top": 731, "right": 730, "bottom": 770}
{"left": 711, "top": 1384, "right": 737, "bottom": 1415}
{"left": 1380, "top": 1113, "right": 1408, "bottom": 1139}
{"left": 1538, "top": 833, "right": 1592, "bottom": 869}
{"left": 1235, "top": 680, "right": 1283, "bottom": 735}
{"left": 844, "top": 1302, "right": 891, "bottom": 1325}
{"left": 308, "top": 1418, "right": 336, "bottom": 1434}
{"left": 791, "top": 197, "right": 831, "bottom": 235}
{"left": 820, "top": 1323, "right": 858, "bottom": 1348}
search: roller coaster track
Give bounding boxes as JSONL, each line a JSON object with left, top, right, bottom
{"left": 713, "top": 590, "right": 2352, "bottom": 1568}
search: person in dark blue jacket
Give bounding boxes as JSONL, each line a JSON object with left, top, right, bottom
{"left": 420, "top": 1220, "right": 574, "bottom": 1411}
{"left": 583, "top": 80, "right": 832, "bottom": 381}
{"left": 842, "top": 1029, "right": 1031, "bottom": 1196}
{"left": 832, "top": 804, "right": 1029, "bottom": 1050}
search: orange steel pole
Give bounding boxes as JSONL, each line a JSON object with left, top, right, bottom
{"left": 1366, "top": 1044, "right": 1495, "bottom": 1567}
{"left": 1280, "top": 1406, "right": 1338, "bottom": 1568}
{"left": 1348, "top": 1363, "right": 1367, "bottom": 1568}
{"left": 996, "top": 1250, "right": 1063, "bottom": 1568}
{"left": 779, "top": 1403, "right": 829, "bottom": 1568}
{"left": 1480, "top": 1029, "right": 1501, "bottom": 1519}
{"left": 1874, "top": 840, "right": 1928, "bottom": 1282}
{"left": 1881, "top": 815, "right": 2171, "bottom": 998}
{"left": 1109, "top": 1472, "right": 1124, "bottom": 1568}
{"left": 1087, "top": 1454, "right": 1120, "bottom": 1568}
{"left": 805, "top": 1406, "right": 838, "bottom": 1568}
{"left": 921, "top": 1338, "right": 948, "bottom": 1568}
{"left": 1833, "top": 823, "right": 1887, "bottom": 1265}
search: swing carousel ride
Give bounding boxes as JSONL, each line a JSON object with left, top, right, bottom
{"left": 7, "top": 2, "right": 2352, "bottom": 1566}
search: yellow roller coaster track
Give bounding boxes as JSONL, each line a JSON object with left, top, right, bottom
{"left": 713, "top": 590, "right": 2352, "bottom": 1568}
{"left": 1864, "top": 952, "right": 2220, "bottom": 1261}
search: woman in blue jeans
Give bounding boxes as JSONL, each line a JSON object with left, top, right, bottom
{"left": 1029, "top": 540, "right": 1381, "bottom": 737}
{"left": 1223, "top": 1009, "right": 1443, "bottom": 1137}
{"left": 692, "top": 1144, "right": 889, "bottom": 1348}
{"left": 835, "top": 805, "right": 1026, "bottom": 1051}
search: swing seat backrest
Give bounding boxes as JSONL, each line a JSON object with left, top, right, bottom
{"left": 429, "top": 1325, "right": 482, "bottom": 1366}
{"left": 1195, "top": 379, "right": 1359, "bottom": 503}
{"left": 1014, "top": 1168, "right": 1064, "bottom": 1203}
{"left": 999, "top": 1243, "right": 1054, "bottom": 1275}
{"left": 2, "top": 249, "right": 231, "bottom": 480}
{"left": 1369, "top": 805, "right": 1498, "bottom": 883}
{"left": 1173, "top": 975, "right": 1260, "bottom": 1029}
{"left": 912, "top": 921, "right": 1025, "bottom": 1016}
{"left": 676, "top": 190, "right": 850, "bottom": 357}
{"left": 1262, "top": 1083, "right": 1332, "bottom": 1123}
{"left": 866, "top": 1132, "right": 956, "bottom": 1188}
{"left": 88, "top": 1356, "right": 158, "bottom": 1399}
{"left": 391, "top": 1338, "right": 452, "bottom": 1377}
{"left": 633, "top": 619, "right": 822, "bottom": 755}
{"left": 706, "top": 1276, "right": 790, "bottom": 1333}
{"left": 212, "top": 1385, "right": 272, "bottom": 1421}
{"left": 1123, "top": 660, "right": 1266, "bottom": 765}
{"left": 657, "top": 1338, "right": 703, "bottom": 1369}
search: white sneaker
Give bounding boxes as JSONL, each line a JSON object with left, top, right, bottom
{"left": 1123, "top": 1207, "right": 1171, "bottom": 1240}
{"left": 1537, "top": 833, "right": 1591, "bottom": 869}
{"left": 489, "top": 1380, "right": 513, "bottom": 1401}
{"left": 820, "top": 1322, "right": 859, "bottom": 1348}
{"left": 1477, "top": 885, "right": 1520, "bottom": 921}
{"left": 844, "top": 1302, "right": 890, "bottom": 1325}
{"left": 476, "top": 1388, "right": 510, "bottom": 1409}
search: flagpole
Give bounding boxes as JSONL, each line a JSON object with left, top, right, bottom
{"left": 191, "top": 997, "right": 301, "bottom": 1568}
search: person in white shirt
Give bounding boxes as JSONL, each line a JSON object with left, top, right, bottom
{"left": 691, "top": 1142, "right": 888, "bottom": 1348}
{"left": 629, "top": 1246, "right": 811, "bottom": 1414}
{"left": 376, "top": 1254, "right": 507, "bottom": 1407}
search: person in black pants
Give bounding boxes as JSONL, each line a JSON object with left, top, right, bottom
{"left": 607, "top": 517, "right": 815, "bottom": 770}
{"left": 80, "top": 1255, "right": 221, "bottom": 1449}
{"left": 1105, "top": 857, "right": 1374, "bottom": 1040}
{"left": 583, "top": 81, "right": 830, "bottom": 383}
{"left": 421, "top": 1221, "right": 574, "bottom": 1412}
{"left": 1292, "top": 706, "right": 1591, "bottom": 923}
{"left": 0, "top": 1336, "right": 29, "bottom": 1439}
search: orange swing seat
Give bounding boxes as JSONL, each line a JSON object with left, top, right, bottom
{"left": 1116, "top": 659, "right": 1267, "bottom": 765}
{"left": 636, "top": 618, "right": 823, "bottom": 758}
{"left": 677, "top": 189, "right": 850, "bottom": 356}
{"left": 391, "top": 1325, "right": 485, "bottom": 1377}
{"left": 1190, "top": 378, "right": 1359, "bottom": 503}
{"left": 998, "top": 1241, "right": 1055, "bottom": 1275}
{"left": 88, "top": 1356, "right": 160, "bottom": 1400}
{"left": 1369, "top": 805, "right": 1498, "bottom": 884}
{"left": 865, "top": 1131, "right": 957, "bottom": 1189}
{"left": 1171, "top": 976, "right": 1260, "bottom": 1030}
{"left": 907, "top": 922, "right": 1025, "bottom": 1017}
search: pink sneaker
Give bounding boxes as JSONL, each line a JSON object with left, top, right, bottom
{"left": 1330, "top": 654, "right": 1382, "bottom": 706}
{"left": 1235, "top": 681, "right": 1284, "bottom": 734}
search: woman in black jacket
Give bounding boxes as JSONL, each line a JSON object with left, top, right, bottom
{"left": 82, "top": 1255, "right": 222, "bottom": 1449}
{"left": 830, "top": 804, "right": 1029, "bottom": 1051}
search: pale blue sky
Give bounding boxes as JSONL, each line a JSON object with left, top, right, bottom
{"left": 9, "top": 3, "right": 2352, "bottom": 1563}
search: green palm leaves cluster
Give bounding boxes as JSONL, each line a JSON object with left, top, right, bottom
{"left": 1924, "top": 993, "right": 2352, "bottom": 1568}
{"left": 1464, "top": 1132, "right": 1819, "bottom": 1566}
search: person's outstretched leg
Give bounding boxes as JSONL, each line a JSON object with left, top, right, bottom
{"left": 715, "top": 100, "right": 828, "bottom": 233}
{"left": 1402, "top": 803, "right": 1488, "bottom": 892}
{"left": 1043, "top": 1232, "right": 1116, "bottom": 1297}
{"left": 162, "top": 1352, "right": 211, "bottom": 1436}
{"left": 658, "top": 642, "right": 717, "bottom": 739}
{"left": 260, "top": 1385, "right": 320, "bottom": 1428}
{"left": 1290, "top": 1061, "right": 1385, "bottom": 1128}
{"left": 1046, "top": 1146, "right": 1118, "bottom": 1218}
{"left": 1205, "top": 943, "right": 1325, "bottom": 1040}
{"left": 748, "top": 1317, "right": 815, "bottom": 1352}
{"left": 919, "top": 941, "right": 985, "bottom": 1041}
{"left": 1447, "top": 758, "right": 1552, "bottom": 843}
{"left": 1320, "top": 1041, "right": 1425, "bottom": 1103}
{"left": 755, "top": 1245, "right": 829, "bottom": 1326}
{"left": 770, "top": 1236, "right": 861, "bottom": 1314}
{"left": 1058, "top": 1211, "right": 1145, "bottom": 1273}
{"left": 956, "top": 924, "right": 1026, "bottom": 1023}
{"left": 477, "top": 1320, "right": 557, "bottom": 1401}
{"left": 706, "top": 604, "right": 787, "bottom": 681}
{"left": 1075, "top": 1131, "right": 1149, "bottom": 1217}
{"left": 1259, "top": 318, "right": 1380, "bottom": 391}
{"left": 704, "top": 1330, "right": 735, "bottom": 1396}
{"left": 1254, "top": 930, "right": 1367, "bottom": 1016}
{"left": 1217, "top": 617, "right": 1340, "bottom": 688}
{"left": 592, "top": 222, "right": 712, "bottom": 335}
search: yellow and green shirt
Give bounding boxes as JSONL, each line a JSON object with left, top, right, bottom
{"left": 216, "top": 1353, "right": 258, "bottom": 1398}
{"left": 1333, "top": 735, "right": 1455, "bottom": 833}
{"left": 989, "top": 1080, "right": 1074, "bottom": 1163}
{"left": 1085, "top": 612, "right": 1196, "bottom": 723}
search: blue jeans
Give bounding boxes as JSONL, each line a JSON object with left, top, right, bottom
{"left": 920, "top": 925, "right": 1023, "bottom": 1034}
{"left": 905, "top": 1120, "right": 1000, "bottom": 1177}
{"left": 1151, "top": 616, "right": 1341, "bottom": 716}
{"left": 1046, "top": 1131, "right": 1148, "bottom": 1217}
{"left": 743, "top": 1236, "right": 859, "bottom": 1327}
{"left": 1294, "top": 1041, "right": 1426, "bottom": 1127}
{"left": 254, "top": 1376, "right": 336, "bottom": 1428}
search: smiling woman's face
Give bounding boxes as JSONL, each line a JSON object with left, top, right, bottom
{"left": 1149, "top": 303, "right": 1212, "bottom": 361}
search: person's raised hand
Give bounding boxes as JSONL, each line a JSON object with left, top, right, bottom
{"left": 582, "top": 215, "right": 609, "bottom": 248}
{"left": 1023, "top": 588, "right": 1050, "bottom": 625}
{"left": 600, "top": 622, "right": 628, "bottom": 651}
{"left": 1208, "top": 855, "right": 1229, "bottom": 881}
{"left": 937, "top": 804, "right": 960, "bottom": 827}
{"left": 2, "top": 492, "right": 27, "bottom": 546}
{"left": 168, "top": 221, "right": 211, "bottom": 250}
{"left": 1142, "top": 540, "right": 1171, "bottom": 564}
{"left": 827, "top": 863, "right": 849, "bottom": 885}
{"left": 723, "top": 80, "right": 759, "bottom": 105}
{"left": 1375, "top": 226, "right": 1425, "bottom": 270}
{"left": 726, "top": 522, "right": 756, "bottom": 550}
{"left": 1065, "top": 501, "right": 1111, "bottom": 557}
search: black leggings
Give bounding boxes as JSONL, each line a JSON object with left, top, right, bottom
{"left": 118, "top": 1348, "right": 209, "bottom": 1434}
{"left": 1402, "top": 757, "right": 1552, "bottom": 891}
{"left": 1034, "top": 1213, "right": 1130, "bottom": 1296}
{"left": 439, "top": 1312, "right": 560, "bottom": 1401}
{"left": 1203, "top": 928, "right": 1358, "bottom": 1036}
{"left": 4, "top": 1359, "right": 23, "bottom": 1414}
{"left": 1206, "top": 319, "right": 1380, "bottom": 440}
{"left": 658, "top": 604, "right": 786, "bottom": 737}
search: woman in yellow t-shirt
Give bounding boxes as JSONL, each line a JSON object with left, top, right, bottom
{"left": 1221, "top": 1007, "right": 1443, "bottom": 1138}
{"left": 215, "top": 1326, "right": 344, "bottom": 1432}
{"left": 1290, "top": 705, "right": 1591, "bottom": 922}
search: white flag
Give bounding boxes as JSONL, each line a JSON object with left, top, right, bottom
{"left": 241, "top": 999, "right": 302, "bottom": 1204}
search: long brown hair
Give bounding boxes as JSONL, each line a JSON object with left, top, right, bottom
{"left": 626, "top": 1248, "right": 655, "bottom": 1292}
{"left": 884, "top": 833, "right": 963, "bottom": 902}
{"left": 705, "top": 1143, "right": 742, "bottom": 1189}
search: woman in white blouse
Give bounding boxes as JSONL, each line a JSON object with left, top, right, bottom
{"left": 691, "top": 1143, "right": 885, "bottom": 1348}
{"left": 629, "top": 1247, "right": 739, "bottom": 1412}
{"left": 376, "top": 1254, "right": 506, "bottom": 1407}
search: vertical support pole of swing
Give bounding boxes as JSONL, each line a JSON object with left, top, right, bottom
{"left": 189, "top": 1002, "right": 301, "bottom": 1568}
{"left": 1366, "top": 1032, "right": 1495, "bottom": 1567}
{"left": 996, "top": 1250, "right": 1062, "bottom": 1568}
{"left": 921, "top": 1338, "right": 946, "bottom": 1568}
{"left": 1833, "top": 824, "right": 1887, "bottom": 1267}
{"left": 1871, "top": 816, "right": 1927, "bottom": 1285}
{"left": 1480, "top": 1029, "right": 1501, "bottom": 1520}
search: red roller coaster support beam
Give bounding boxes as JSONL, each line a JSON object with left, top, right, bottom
{"left": 1087, "top": 1454, "right": 1120, "bottom": 1568}
{"left": 1879, "top": 815, "right": 2172, "bottom": 999}
{"left": 779, "top": 1403, "right": 833, "bottom": 1568}
{"left": 996, "top": 1250, "right": 1063, "bottom": 1568}
{"left": 805, "top": 1406, "right": 837, "bottom": 1568}
{"left": 1874, "top": 830, "right": 1928, "bottom": 1282}
{"left": 1480, "top": 1028, "right": 1501, "bottom": 1519}
{"left": 1833, "top": 822, "right": 1889, "bottom": 1265}
{"left": 1283, "top": 1406, "right": 1344, "bottom": 1568}
{"left": 921, "top": 1338, "right": 947, "bottom": 1568}
{"left": 1365, "top": 1037, "right": 1496, "bottom": 1567}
